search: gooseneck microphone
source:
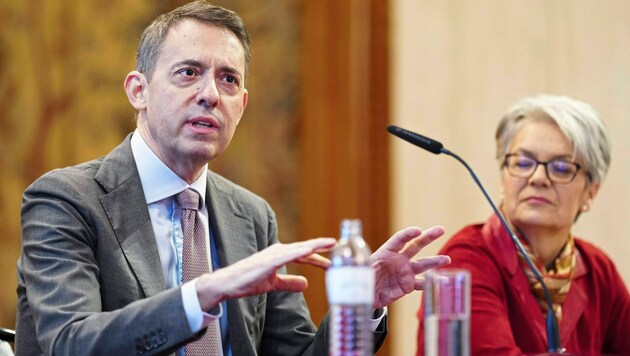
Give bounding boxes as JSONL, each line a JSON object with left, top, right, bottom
{"left": 387, "top": 125, "right": 563, "bottom": 353}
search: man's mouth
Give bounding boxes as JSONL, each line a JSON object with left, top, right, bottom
{"left": 187, "top": 116, "right": 219, "bottom": 131}
{"left": 192, "top": 121, "right": 214, "bottom": 128}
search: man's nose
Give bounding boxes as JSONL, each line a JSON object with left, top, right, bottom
{"left": 196, "top": 78, "right": 220, "bottom": 108}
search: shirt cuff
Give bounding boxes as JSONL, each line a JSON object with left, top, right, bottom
{"left": 369, "top": 306, "right": 387, "bottom": 331}
{"left": 182, "top": 278, "right": 223, "bottom": 332}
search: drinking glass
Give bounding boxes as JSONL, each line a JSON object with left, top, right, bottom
{"left": 424, "top": 268, "right": 470, "bottom": 356}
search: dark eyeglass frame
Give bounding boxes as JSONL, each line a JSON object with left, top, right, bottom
{"left": 503, "top": 153, "right": 582, "bottom": 184}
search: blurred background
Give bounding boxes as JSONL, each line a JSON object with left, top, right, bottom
{"left": 1, "top": 1, "right": 629, "bottom": 355}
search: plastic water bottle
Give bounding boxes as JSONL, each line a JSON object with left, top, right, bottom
{"left": 326, "top": 219, "right": 375, "bottom": 356}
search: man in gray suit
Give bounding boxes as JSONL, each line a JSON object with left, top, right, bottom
{"left": 15, "top": 1, "right": 451, "bottom": 355}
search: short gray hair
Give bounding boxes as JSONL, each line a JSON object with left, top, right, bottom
{"left": 495, "top": 95, "right": 611, "bottom": 184}
{"left": 136, "top": 1, "right": 251, "bottom": 81}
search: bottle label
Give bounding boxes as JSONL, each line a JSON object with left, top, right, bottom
{"left": 326, "top": 266, "right": 375, "bottom": 304}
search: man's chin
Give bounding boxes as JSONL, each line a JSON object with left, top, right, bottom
{"left": 188, "top": 145, "right": 224, "bottom": 163}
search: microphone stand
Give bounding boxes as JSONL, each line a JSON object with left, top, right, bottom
{"left": 388, "top": 125, "right": 563, "bottom": 353}
{"left": 442, "top": 148, "right": 562, "bottom": 353}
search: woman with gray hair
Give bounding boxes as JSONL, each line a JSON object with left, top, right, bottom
{"left": 417, "top": 95, "right": 630, "bottom": 355}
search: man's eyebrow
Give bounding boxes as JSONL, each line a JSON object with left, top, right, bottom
{"left": 169, "top": 59, "right": 204, "bottom": 71}
{"left": 220, "top": 65, "right": 243, "bottom": 78}
{"left": 168, "top": 60, "right": 243, "bottom": 77}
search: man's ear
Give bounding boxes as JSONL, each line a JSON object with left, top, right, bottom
{"left": 124, "top": 71, "right": 148, "bottom": 110}
{"left": 235, "top": 88, "right": 248, "bottom": 126}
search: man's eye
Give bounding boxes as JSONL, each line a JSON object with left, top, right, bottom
{"left": 179, "top": 69, "right": 196, "bottom": 76}
{"left": 225, "top": 76, "right": 237, "bottom": 84}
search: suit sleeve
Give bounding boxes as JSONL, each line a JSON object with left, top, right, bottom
{"left": 601, "top": 258, "right": 630, "bottom": 354}
{"left": 18, "top": 172, "right": 196, "bottom": 355}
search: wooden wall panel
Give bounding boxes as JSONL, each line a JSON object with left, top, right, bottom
{"left": 299, "top": 0, "right": 391, "bottom": 354}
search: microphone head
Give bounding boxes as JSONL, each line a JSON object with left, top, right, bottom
{"left": 387, "top": 125, "right": 443, "bottom": 154}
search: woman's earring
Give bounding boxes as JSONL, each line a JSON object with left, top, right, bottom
{"left": 581, "top": 204, "right": 590, "bottom": 212}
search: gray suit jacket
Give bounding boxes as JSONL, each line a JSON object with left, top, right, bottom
{"left": 16, "top": 135, "right": 361, "bottom": 355}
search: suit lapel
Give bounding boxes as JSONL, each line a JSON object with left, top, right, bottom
{"left": 205, "top": 172, "right": 258, "bottom": 355}
{"left": 483, "top": 215, "right": 549, "bottom": 346}
{"left": 95, "top": 135, "right": 167, "bottom": 298}
{"left": 205, "top": 171, "right": 257, "bottom": 270}
{"left": 558, "top": 249, "right": 587, "bottom": 343}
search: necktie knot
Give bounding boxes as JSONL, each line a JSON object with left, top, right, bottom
{"left": 177, "top": 189, "right": 200, "bottom": 211}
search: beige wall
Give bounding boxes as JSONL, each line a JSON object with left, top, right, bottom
{"left": 389, "top": 1, "right": 630, "bottom": 355}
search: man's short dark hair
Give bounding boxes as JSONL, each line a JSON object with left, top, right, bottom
{"left": 136, "top": 1, "right": 251, "bottom": 81}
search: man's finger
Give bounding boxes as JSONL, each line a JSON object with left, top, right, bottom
{"left": 413, "top": 277, "right": 426, "bottom": 291}
{"left": 401, "top": 226, "right": 446, "bottom": 258}
{"left": 378, "top": 226, "right": 423, "bottom": 252}
{"left": 274, "top": 274, "right": 309, "bottom": 292}
{"left": 297, "top": 237, "right": 337, "bottom": 250}
{"left": 410, "top": 255, "right": 451, "bottom": 274}
{"left": 264, "top": 238, "right": 337, "bottom": 268}
{"left": 295, "top": 253, "right": 331, "bottom": 269}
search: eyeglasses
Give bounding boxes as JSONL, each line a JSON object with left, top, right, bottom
{"left": 503, "top": 154, "right": 582, "bottom": 184}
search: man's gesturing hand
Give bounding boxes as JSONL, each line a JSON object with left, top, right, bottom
{"left": 196, "top": 238, "right": 336, "bottom": 312}
{"left": 372, "top": 226, "right": 451, "bottom": 309}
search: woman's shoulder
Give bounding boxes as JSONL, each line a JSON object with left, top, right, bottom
{"left": 440, "top": 222, "right": 490, "bottom": 254}
{"left": 439, "top": 216, "right": 520, "bottom": 272}
{"left": 438, "top": 221, "right": 509, "bottom": 281}
{"left": 574, "top": 238, "right": 620, "bottom": 276}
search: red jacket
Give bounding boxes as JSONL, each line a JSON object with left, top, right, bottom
{"left": 417, "top": 215, "right": 630, "bottom": 356}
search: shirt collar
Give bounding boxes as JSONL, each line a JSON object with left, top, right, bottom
{"left": 130, "top": 129, "right": 208, "bottom": 205}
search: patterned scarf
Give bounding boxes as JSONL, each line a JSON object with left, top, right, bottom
{"left": 517, "top": 235, "right": 577, "bottom": 321}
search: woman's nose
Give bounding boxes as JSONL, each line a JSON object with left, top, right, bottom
{"left": 529, "top": 163, "right": 551, "bottom": 185}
